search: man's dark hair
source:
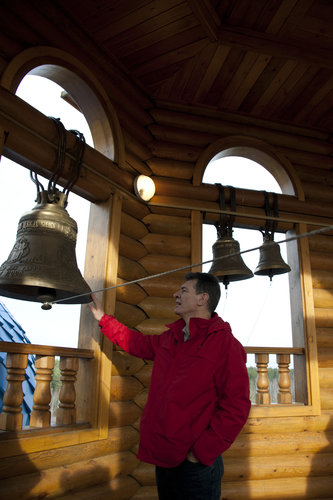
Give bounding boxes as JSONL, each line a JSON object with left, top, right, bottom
{"left": 185, "top": 272, "right": 221, "bottom": 314}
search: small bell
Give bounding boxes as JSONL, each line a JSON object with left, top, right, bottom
{"left": 209, "top": 235, "right": 254, "bottom": 289}
{"left": 0, "top": 190, "right": 91, "bottom": 306}
{"left": 254, "top": 234, "right": 291, "bottom": 280}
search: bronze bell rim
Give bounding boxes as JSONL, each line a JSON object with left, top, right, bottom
{"left": 254, "top": 239, "right": 291, "bottom": 278}
{"left": 0, "top": 190, "right": 92, "bottom": 305}
{"left": 208, "top": 235, "right": 254, "bottom": 287}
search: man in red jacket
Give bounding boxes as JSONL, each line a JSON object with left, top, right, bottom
{"left": 89, "top": 272, "right": 251, "bottom": 500}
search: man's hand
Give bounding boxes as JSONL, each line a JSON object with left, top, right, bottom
{"left": 88, "top": 293, "right": 105, "bottom": 322}
{"left": 186, "top": 450, "right": 200, "bottom": 463}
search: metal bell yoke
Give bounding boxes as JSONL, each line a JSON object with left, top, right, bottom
{"left": 208, "top": 184, "right": 253, "bottom": 288}
{"left": 254, "top": 192, "right": 291, "bottom": 280}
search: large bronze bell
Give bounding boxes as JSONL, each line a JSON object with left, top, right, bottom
{"left": 209, "top": 235, "right": 254, "bottom": 289}
{"left": 254, "top": 235, "right": 291, "bottom": 280}
{"left": 0, "top": 190, "right": 91, "bottom": 305}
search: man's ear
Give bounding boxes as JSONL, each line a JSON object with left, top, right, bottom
{"left": 198, "top": 292, "right": 209, "bottom": 307}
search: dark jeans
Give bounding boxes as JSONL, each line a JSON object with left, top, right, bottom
{"left": 155, "top": 455, "right": 224, "bottom": 500}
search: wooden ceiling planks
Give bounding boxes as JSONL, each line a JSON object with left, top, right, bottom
{"left": 239, "top": 56, "right": 288, "bottom": 113}
{"left": 250, "top": 60, "right": 303, "bottom": 116}
{"left": 193, "top": 44, "right": 231, "bottom": 103}
{"left": 265, "top": 0, "right": 299, "bottom": 35}
{"left": 2, "top": 0, "right": 332, "bottom": 133}
{"left": 185, "top": 0, "right": 221, "bottom": 41}
{"left": 111, "top": 12, "right": 197, "bottom": 59}
{"left": 217, "top": 52, "right": 271, "bottom": 110}
{"left": 263, "top": 61, "right": 313, "bottom": 119}
{"left": 133, "top": 38, "right": 208, "bottom": 79}
{"left": 204, "top": 47, "right": 245, "bottom": 106}
{"left": 91, "top": 0, "right": 176, "bottom": 42}
{"left": 122, "top": 25, "right": 205, "bottom": 70}
{"left": 275, "top": 66, "right": 322, "bottom": 123}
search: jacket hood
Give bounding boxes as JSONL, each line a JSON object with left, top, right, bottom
{"left": 166, "top": 313, "right": 231, "bottom": 342}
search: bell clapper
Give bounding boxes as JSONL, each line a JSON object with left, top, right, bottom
{"left": 41, "top": 302, "right": 52, "bottom": 310}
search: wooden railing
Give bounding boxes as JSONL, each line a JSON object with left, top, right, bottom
{"left": 246, "top": 347, "right": 305, "bottom": 405}
{"left": 0, "top": 343, "right": 305, "bottom": 432}
{"left": 0, "top": 341, "right": 94, "bottom": 432}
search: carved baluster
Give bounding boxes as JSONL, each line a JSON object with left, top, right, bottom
{"left": 30, "top": 355, "right": 55, "bottom": 427}
{"left": 0, "top": 352, "right": 28, "bottom": 430}
{"left": 56, "top": 356, "right": 79, "bottom": 425}
{"left": 255, "top": 353, "right": 270, "bottom": 405}
{"left": 277, "top": 354, "right": 292, "bottom": 404}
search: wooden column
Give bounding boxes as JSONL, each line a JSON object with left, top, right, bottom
{"left": 0, "top": 352, "right": 28, "bottom": 431}
{"left": 76, "top": 193, "right": 122, "bottom": 433}
{"left": 255, "top": 353, "right": 270, "bottom": 405}
{"left": 277, "top": 353, "right": 293, "bottom": 404}
{"left": 0, "top": 128, "right": 6, "bottom": 156}
{"left": 30, "top": 355, "right": 55, "bottom": 428}
{"left": 56, "top": 356, "right": 79, "bottom": 425}
{"left": 191, "top": 210, "right": 203, "bottom": 270}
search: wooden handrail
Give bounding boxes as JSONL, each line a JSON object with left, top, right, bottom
{"left": 0, "top": 341, "right": 94, "bottom": 358}
{"left": 0, "top": 341, "right": 304, "bottom": 358}
{"left": 245, "top": 346, "right": 305, "bottom": 355}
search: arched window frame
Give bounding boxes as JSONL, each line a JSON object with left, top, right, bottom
{"left": 0, "top": 47, "right": 126, "bottom": 449}
{"left": 192, "top": 138, "right": 321, "bottom": 418}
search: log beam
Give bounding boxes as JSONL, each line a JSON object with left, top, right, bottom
{"left": 217, "top": 24, "right": 333, "bottom": 70}
{"left": 149, "top": 108, "right": 333, "bottom": 155}
{"left": 0, "top": 86, "right": 134, "bottom": 202}
{"left": 1, "top": 86, "right": 333, "bottom": 227}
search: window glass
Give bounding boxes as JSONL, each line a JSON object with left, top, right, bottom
{"left": 202, "top": 156, "right": 293, "bottom": 351}
{"left": 0, "top": 75, "right": 91, "bottom": 347}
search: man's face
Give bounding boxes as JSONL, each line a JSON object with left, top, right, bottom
{"left": 173, "top": 279, "right": 201, "bottom": 319}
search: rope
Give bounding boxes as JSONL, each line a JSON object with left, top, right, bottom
{"left": 46, "top": 223, "right": 333, "bottom": 308}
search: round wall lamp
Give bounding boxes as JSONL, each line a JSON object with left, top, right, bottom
{"left": 134, "top": 175, "right": 156, "bottom": 201}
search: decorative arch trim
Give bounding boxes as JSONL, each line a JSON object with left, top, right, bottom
{"left": 0, "top": 46, "right": 125, "bottom": 164}
{"left": 193, "top": 135, "right": 304, "bottom": 200}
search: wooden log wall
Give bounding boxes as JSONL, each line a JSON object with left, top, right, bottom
{"left": 1, "top": 98, "right": 333, "bottom": 500}
{"left": 132, "top": 105, "right": 333, "bottom": 500}
{"left": 127, "top": 105, "right": 333, "bottom": 500}
{"left": 0, "top": 4, "right": 153, "bottom": 496}
{"left": 0, "top": 5, "right": 333, "bottom": 498}
{"left": 109, "top": 192, "right": 192, "bottom": 499}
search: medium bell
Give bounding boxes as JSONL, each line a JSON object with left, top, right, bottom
{"left": 0, "top": 190, "right": 91, "bottom": 305}
{"left": 209, "top": 235, "right": 254, "bottom": 289}
{"left": 254, "top": 236, "right": 291, "bottom": 280}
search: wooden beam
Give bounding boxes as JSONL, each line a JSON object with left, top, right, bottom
{"left": 217, "top": 24, "right": 333, "bottom": 70}
{"left": 0, "top": 341, "right": 93, "bottom": 358}
{"left": 76, "top": 197, "right": 114, "bottom": 429}
{"left": 1, "top": 85, "right": 333, "bottom": 227}
{"left": 155, "top": 98, "right": 329, "bottom": 141}
{"left": 149, "top": 109, "right": 332, "bottom": 155}
{"left": 186, "top": 0, "right": 221, "bottom": 42}
{"left": 0, "top": 86, "right": 134, "bottom": 202}
{"left": 0, "top": 127, "right": 6, "bottom": 155}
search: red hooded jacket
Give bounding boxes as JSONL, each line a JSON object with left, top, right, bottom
{"left": 99, "top": 312, "right": 251, "bottom": 467}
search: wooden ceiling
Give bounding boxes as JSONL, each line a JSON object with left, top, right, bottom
{"left": 57, "top": 0, "right": 333, "bottom": 134}
{"left": 3, "top": 0, "right": 333, "bottom": 134}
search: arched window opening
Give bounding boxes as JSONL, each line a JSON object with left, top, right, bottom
{"left": 202, "top": 155, "right": 299, "bottom": 404}
{"left": 0, "top": 75, "right": 92, "bottom": 347}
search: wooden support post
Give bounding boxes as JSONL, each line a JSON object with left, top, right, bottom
{"left": 255, "top": 353, "right": 270, "bottom": 405}
{"left": 0, "top": 127, "right": 6, "bottom": 157}
{"left": 0, "top": 352, "right": 28, "bottom": 431}
{"left": 277, "top": 353, "right": 293, "bottom": 404}
{"left": 30, "top": 355, "right": 55, "bottom": 428}
{"left": 56, "top": 356, "right": 79, "bottom": 425}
